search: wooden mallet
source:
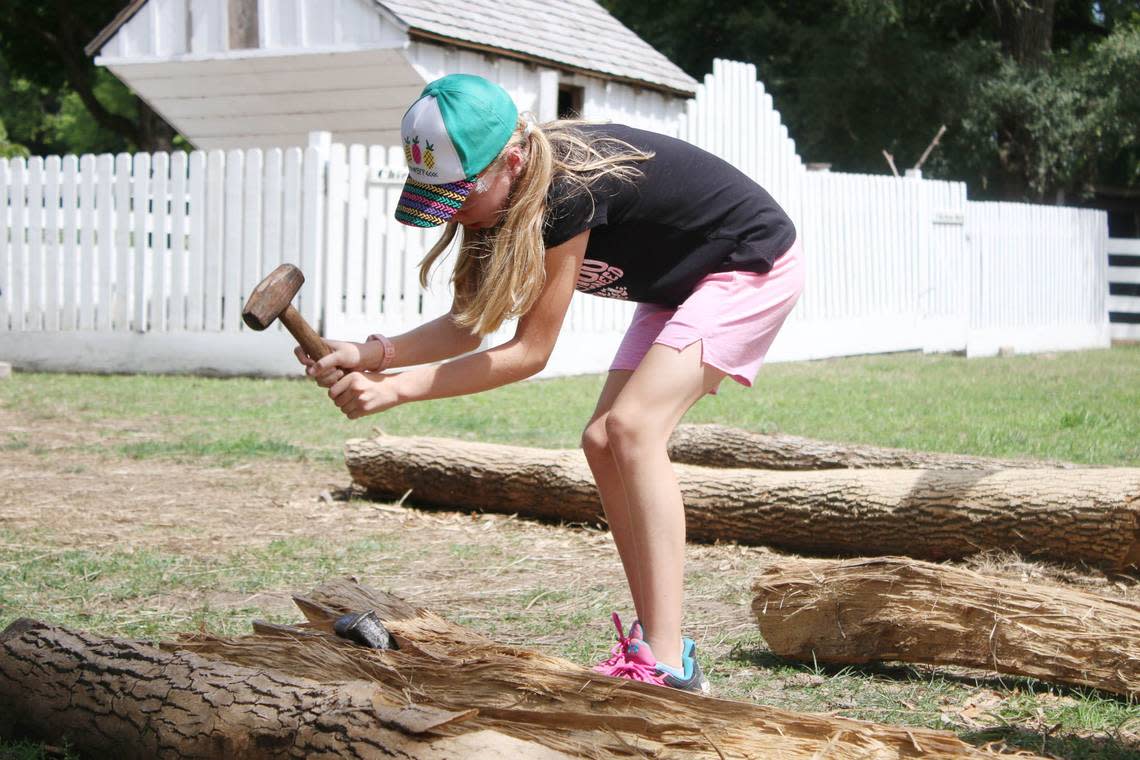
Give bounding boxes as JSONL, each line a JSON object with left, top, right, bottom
{"left": 242, "top": 264, "right": 331, "bottom": 361}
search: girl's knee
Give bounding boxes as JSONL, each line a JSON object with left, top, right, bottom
{"left": 581, "top": 416, "right": 611, "bottom": 460}
{"left": 604, "top": 406, "right": 662, "bottom": 455}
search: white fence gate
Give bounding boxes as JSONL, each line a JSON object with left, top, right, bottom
{"left": 1109, "top": 238, "right": 1140, "bottom": 341}
{"left": 968, "top": 202, "right": 1111, "bottom": 355}
{"left": 775, "top": 170, "right": 971, "bottom": 362}
{"left": 0, "top": 59, "right": 1113, "bottom": 377}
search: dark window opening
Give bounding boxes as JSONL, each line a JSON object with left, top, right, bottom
{"left": 558, "top": 84, "right": 584, "bottom": 120}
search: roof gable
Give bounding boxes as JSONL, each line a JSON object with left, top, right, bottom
{"left": 86, "top": 0, "right": 148, "bottom": 56}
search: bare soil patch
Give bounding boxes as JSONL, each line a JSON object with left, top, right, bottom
{"left": 1, "top": 406, "right": 767, "bottom": 645}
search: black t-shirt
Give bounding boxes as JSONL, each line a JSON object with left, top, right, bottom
{"left": 543, "top": 124, "right": 797, "bottom": 306}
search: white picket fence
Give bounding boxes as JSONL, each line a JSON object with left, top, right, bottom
{"left": 0, "top": 59, "right": 1113, "bottom": 377}
{"left": 0, "top": 144, "right": 329, "bottom": 373}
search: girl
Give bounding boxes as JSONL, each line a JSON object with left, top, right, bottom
{"left": 298, "top": 74, "right": 804, "bottom": 693}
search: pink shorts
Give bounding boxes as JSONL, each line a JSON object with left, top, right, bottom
{"left": 610, "top": 238, "right": 804, "bottom": 387}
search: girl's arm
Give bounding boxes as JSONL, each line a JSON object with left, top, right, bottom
{"left": 327, "top": 230, "right": 590, "bottom": 418}
{"left": 381, "top": 312, "right": 484, "bottom": 368}
{"left": 298, "top": 304, "right": 483, "bottom": 384}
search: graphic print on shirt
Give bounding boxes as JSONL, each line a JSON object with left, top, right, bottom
{"left": 577, "top": 259, "right": 629, "bottom": 300}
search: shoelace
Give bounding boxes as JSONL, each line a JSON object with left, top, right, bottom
{"left": 592, "top": 612, "right": 666, "bottom": 685}
{"left": 593, "top": 613, "right": 630, "bottom": 668}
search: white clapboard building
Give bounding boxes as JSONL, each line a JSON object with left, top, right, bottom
{"left": 86, "top": 0, "right": 699, "bottom": 150}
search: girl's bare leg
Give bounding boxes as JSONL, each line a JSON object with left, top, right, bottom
{"left": 581, "top": 371, "right": 643, "bottom": 614}
{"left": 581, "top": 341, "right": 723, "bottom": 669}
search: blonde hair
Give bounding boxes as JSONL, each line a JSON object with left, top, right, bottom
{"left": 418, "top": 119, "right": 653, "bottom": 336}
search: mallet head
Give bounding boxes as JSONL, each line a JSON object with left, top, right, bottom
{"left": 334, "top": 610, "right": 397, "bottom": 649}
{"left": 242, "top": 264, "right": 304, "bottom": 331}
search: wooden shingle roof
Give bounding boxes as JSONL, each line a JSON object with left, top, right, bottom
{"left": 378, "top": 0, "right": 698, "bottom": 96}
{"left": 87, "top": 0, "right": 698, "bottom": 97}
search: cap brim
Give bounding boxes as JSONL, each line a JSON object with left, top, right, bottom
{"left": 395, "top": 177, "right": 475, "bottom": 227}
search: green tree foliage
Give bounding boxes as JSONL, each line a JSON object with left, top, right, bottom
{"left": 0, "top": 1, "right": 176, "bottom": 156}
{"left": 953, "top": 52, "right": 1104, "bottom": 200}
{"left": 1085, "top": 20, "right": 1140, "bottom": 188}
{"left": 602, "top": 0, "right": 1140, "bottom": 202}
{"left": 0, "top": 120, "right": 29, "bottom": 158}
{"left": 0, "top": 55, "right": 135, "bottom": 156}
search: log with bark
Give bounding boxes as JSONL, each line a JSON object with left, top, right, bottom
{"left": 344, "top": 434, "right": 1140, "bottom": 569}
{"left": 0, "top": 618, "right": 545, "bottom": 759}
{"left": 0, "top": 577, "right": 1037, "bottom": 759}
{"left": 666, "top": 424, "right": 1073, "bottom": 470}
{"left": 752, "top": 557, "right": 1140, "bottom": 697}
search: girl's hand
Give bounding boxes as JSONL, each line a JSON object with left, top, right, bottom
{"left": 328, "top": 372, "right": 402, "bottom": 419}
{"left": 295, "top": 340, "right": 368, "bottom": 387}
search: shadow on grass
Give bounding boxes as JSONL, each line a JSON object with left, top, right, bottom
{"left": 729, "top": 643, "right": 1138, "bottom": 705}
{"left": 962, "top": 726, "right": 1140, "bottom": 760}
{"left": 728, "top": 647, "right": 1140, "bottom": 760}
{"left": 359, "top": 490, "right": 611, "bottom": 533}
{"left": 0, "top": 737, "right": 80, "bottom": 760}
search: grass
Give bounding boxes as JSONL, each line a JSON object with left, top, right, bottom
{"left": 1, "top": 346, "right": 1139, "bottom": 757}
{"left": 0, "top": 741, "right": 80, "bottom": 760}
{"left": 1, "top": 344, "right": 1138, "bottom": 465}
{"left": 117, "top": 433, "right": 309, "bottom": 464}
{"left": 0, "top": 529, "right": 409, "bottom": 639}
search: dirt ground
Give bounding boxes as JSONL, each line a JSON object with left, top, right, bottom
{"left": 5, "top": 405, "right": 1135, "bottom": 585}
{"left": 1, "top": 407, "right": 777, "bottom": 651}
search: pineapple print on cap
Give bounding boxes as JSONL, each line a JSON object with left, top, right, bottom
{"left": 424, "top": 142, "right": 435, "bottom": 170}
{"left": 411, "top": 136, "right": 422, "bottom": 165}
{"left": 403, "top": 136, "right": 413, "bottom": 164}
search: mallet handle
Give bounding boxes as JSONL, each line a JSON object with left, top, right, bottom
{"left": 279, "top": 304, "right": 331, "bottom": 361}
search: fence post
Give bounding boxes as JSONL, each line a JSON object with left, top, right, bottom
{"left": 908, "top": 169, "right": 931, "bottom": 341}
{"left": 323, "top": 140, "right": 348, "bottom": 339}
{"left": 301, "top": 130, "right": 330, "bottom": 333}
{"left": 10, "top": 159, "right": 27, "bottom": 332}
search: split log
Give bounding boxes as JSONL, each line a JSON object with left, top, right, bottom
{"left": 753, "top": 557, "right": 1140, "bottom": 697}
{"left": 344, "top": 435, "right": 1140, "bottom": 569}
{"left": 0, "top": 578, "right": 1034, "bottom": 759}
{"left": 0, "top": 617, "right": 560, "bottom": 759}
{"left": 667, "top": 424, "right": 1072, "bottom": 470}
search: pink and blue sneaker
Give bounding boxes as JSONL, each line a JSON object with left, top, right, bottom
{"left": 592, "top": 613, "right": 710, "bottom": 694}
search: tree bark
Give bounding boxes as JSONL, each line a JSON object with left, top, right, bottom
{"left": 752, "top": 557, "right": 1140, "bottom": 696}
{"left": 41, "top": 1, "right": 143, "bottom": 144}
{"left": 1, "top": 578, "right": 1036, "bottom": 759}
{"left": 990, "top": 0, "right": 1057, "bottom": 67}
{"left": 666, "top": 424, "right": 1072, "bottom": 470}
{"left": 344, "top": 435, "right": 1140, "bottom": 569}
{"left": 138, "top": 100, "right": 178, "bottom": 153}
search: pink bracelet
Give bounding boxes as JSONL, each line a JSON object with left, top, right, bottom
{"left": 366, "top": 333, "right": 395, "bottom": 371}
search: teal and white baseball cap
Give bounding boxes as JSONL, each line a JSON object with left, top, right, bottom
{"left": 395, "top": 74, "right": 519, "bottom": 227}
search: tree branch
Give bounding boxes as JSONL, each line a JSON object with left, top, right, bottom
{"left": 39, "top": 0, "right": 141, "bottom": 144}
{"left": 882, "top": 149, "right": 900, "bottom": 177}
{"left": 913, "top": 124, "right": 948, "bottom": 171}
